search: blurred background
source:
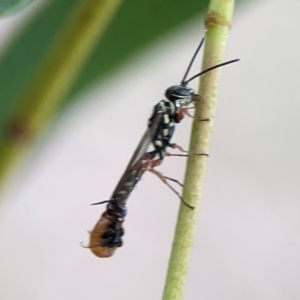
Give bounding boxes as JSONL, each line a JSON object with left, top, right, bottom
{"left": 0, "top": 0, "right": 300, "bottom": 299}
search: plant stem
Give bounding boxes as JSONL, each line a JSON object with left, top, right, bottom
{"left": 162, "top": 1, "right": 235, "bottom": 299}
{"left": 0, "top": 0, "right": 122, "bottom": 187}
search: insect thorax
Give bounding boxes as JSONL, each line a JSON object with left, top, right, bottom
{"left": 148, "top": 99, "right": 177, "bottom": 126}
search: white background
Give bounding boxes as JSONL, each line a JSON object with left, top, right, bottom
{"left": 1, "top": 0, "right": 300, "bottom": 299}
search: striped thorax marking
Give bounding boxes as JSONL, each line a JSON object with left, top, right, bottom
{"left": 154, "top": 140, "right": 163, "bottom": 147}
{"left": 159, "top": 100, "right": 166, "bottom": 112}
{"left": 163, "top": 114, "right": 170, "bottom": 124}
{"left": 163, "top": 128, "right": 169, "bottom": 137}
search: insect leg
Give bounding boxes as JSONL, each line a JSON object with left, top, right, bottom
{"left": 180, "top": 107, "right": 210, "bottom": 122}
{"left": 147, "top": 166, "right": 193, "bottom": 209}
{"left": 168, "top": 143, "right": 187, "bottom": 152}
{"left": 166, "top": 152, "right": 209, "bottom": 158}
{"left": 163, "top": 176, "right": 183, "bottom": 187}
{"left": 180, "top": 94, "right": 211, "bottom": 121}
{"left": 80, "top": 242, "right": 91, "bottom": 248}
{"left": 167, "top": 143, "right": 209, "bottom": 157}
{"left": 90, "top": 199, "right": 116, "bottom": 206}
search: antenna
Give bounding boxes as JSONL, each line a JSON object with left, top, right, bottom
{"left": 181, "top": 38, "right": 205, "bottom": 85}
{"left": 183, "top": 59, "right": 240, "bottom": 85}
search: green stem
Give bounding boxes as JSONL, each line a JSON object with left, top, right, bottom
{"left": 162, "top": 1, "right": 235, "bottom": 299}
{"left": 0, "top": 0, "right": 122, "bottom": 187}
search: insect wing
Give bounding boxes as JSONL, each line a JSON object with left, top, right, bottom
{"left": 110, "top": 113, "right": 162, "bottom": 198}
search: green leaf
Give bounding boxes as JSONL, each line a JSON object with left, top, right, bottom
{"left": 0, "top": 0, "right": 33, "bottom": 15}
{"left": 0, "top": 0, "right": 211, "bottom": 134}
{"left": 0, "top": 0, "right": 248, "bottom": 136}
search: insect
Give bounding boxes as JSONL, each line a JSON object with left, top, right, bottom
{"left": 140, "top": 38, "right": 238, "bottom": 202}
{"left": 85, "top": 38, "right": 239, "bottom": 258}
{"left": 85, "top": 114, "right": 163, "bottom": 257}
{"left": 146, "top": 38, "right": 238, "bottom": 166}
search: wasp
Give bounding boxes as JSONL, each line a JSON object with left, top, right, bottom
{"left": 85, "top": 38, "right": 239, "bottom": 258}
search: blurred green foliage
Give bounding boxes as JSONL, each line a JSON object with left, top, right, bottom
{"left": 0, "top": 0, "right": 248, "bottom": 138}
{"left": 0, "top": 0, "right": 33, "bottom": 15}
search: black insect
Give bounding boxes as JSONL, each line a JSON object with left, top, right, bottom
{"left": 85, "top": 114, "right": 163, "bottom": 258}
{"left": 146, "top": 38, "right": 238, "bottom": 165}
{"left": 85, "top": 38, "right": 239, "bottom": 258}
{"left": 142, "top": 38, "right": 239, "bottom": 208}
